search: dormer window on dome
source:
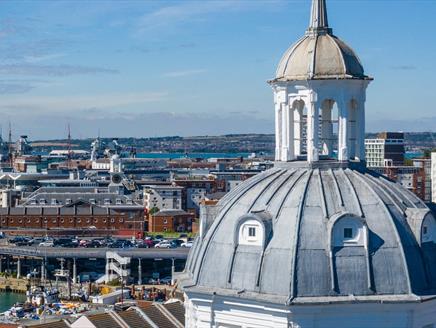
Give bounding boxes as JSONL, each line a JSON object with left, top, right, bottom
{"left": 330, "top": 214, "right": 367, "bottom": 248}
{"left": 235, "top": 212, "right": 272, "bottom": 248}
{"left": 238, "top": 219, "right": 263, "bottom": 246}
{"left": 422, "top": 213, "right": 436, "bottom": 244}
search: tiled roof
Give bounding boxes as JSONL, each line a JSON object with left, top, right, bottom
{"left": 138, "top": 305, "right": 175, "bottom": 328}
{"left": 117, "top": 309, "right": 153, "bottom": 328}
{"left": 163, "top": 302, "right": 185, "bottom": 326}
{"left": 152, "top": 209, "right": 190, "bottom": 217}
{"left": 66, "top": 302, "right": 185, "bottom": 328}
{"left": 87, "top": 312, "right": 120, "bottom": 328}
{"left": 25, "top": 320, "right": 70, "bottom": 328}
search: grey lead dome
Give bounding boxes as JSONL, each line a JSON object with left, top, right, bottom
{"left": 273, "top": 0, "right": 368, "bottom": 82}
{"left": 275, "top": 34, "right": 367, "bottom": 81}
{"left": 182, "top": 163, "right": 436, "bottom": 304}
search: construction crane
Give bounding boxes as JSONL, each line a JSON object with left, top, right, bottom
{"left": 67, "top": 123, "right": 72, "bottom": 169}
{"left": 8, "top": 121, "right": 13, "bottom": 167}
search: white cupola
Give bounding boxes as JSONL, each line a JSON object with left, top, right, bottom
{"left": 269, "top": 0, "right": 372, "bottom": 163}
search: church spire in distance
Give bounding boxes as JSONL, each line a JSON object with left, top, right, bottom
{"left": 307, "top": 0, "right": 332, "bottom": 35}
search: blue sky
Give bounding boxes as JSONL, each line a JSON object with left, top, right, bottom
{"left": 0, "top": 0, "right": 435, "bottom": 140}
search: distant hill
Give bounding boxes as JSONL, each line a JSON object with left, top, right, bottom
{"left": 30, "top": 132, "right": 436, "bottom": 154}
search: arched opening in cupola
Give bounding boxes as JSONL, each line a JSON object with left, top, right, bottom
{"left": 348, "top": 99, "right": 358, "bottom": 160}
{"left": 319, "top": 99, "right": 339, "bottom": 159}
{"left": 292, "top": 99, "right": 306, "bottom": 158}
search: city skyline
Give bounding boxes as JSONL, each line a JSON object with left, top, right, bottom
{"left": 0, "top": 0, "right": 435, "bottom": 139}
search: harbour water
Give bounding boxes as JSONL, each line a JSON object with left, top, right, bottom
{"left": 0, "top": 292, "right": 26, "bottom": 312}
{"left": 137, "top": 152, "right": 253, "bottom": 159}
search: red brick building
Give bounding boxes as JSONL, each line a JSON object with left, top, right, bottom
{"left": 0, "top": 202, "right": 144, "bottom": 237}
{"left": 149, "top": 209, "right": 196, "bottom": 233}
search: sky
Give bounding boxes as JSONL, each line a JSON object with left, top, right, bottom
{"left": 0, "top": 0, "right": 435, "bottom": 140}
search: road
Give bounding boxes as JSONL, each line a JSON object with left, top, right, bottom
{"left": 0, "top": 245, "right": 190, "bottom": 259}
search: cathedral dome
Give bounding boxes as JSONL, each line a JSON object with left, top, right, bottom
{"left": 182, "top": 162, "right": 436, "bottom": 304}
{"left": 275, "top": 33, "right": 366, "bottom": 81}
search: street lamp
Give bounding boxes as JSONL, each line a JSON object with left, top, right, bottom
{"left": 171, "top": 258, "right": 175, "bottom": 286}
{"left": 119, "top": 274, "right": 124, "bottom": 304}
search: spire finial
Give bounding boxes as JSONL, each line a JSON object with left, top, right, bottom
{"left": 308, "top": 0, "right": 332, "bottom": 35}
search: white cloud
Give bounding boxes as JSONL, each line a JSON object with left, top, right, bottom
{"left": 0, "top": 91, "right": 168, "bottom": 113}
{"left": 7, "top": 110, "right": 274, "bottom": 139}
{"left": 0, "top": 64, "right": 118, "bottom": 76}
{"left": 162, "top": 69, "right": 207, "bottom": 78}
{"left": 23, "top": 53, "right": 66, "bottom": 63}
{"left": 135, "top": 0, "right": 284, "bottom": 36}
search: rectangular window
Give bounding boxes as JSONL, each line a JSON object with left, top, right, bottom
{"left": 423, "top": 226, "right": 428, "bottom": 235}
{"left": 248, "top": 227, "right": 256, "bottom": 237}
{"left": 344, "top": 228, "right": 353, "bottom": 239}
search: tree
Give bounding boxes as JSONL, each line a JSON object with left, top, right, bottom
{"left": 149, "top": 207, "right": 160, "bottom": 215}
{"left": 423, "top": 148, "right": 436, "bottom": 158}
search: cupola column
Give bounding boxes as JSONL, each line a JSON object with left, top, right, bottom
{"left": 348, "top": 101, "right": 357, "bottom": 159}
{"left": 280, "top": 103, "right": 295, "bottom": 161}
{"left": 281, "top": 103, "right": 288, "bottom": 161}
{"left": 307, "top": 98, "right": 320, "bottom": 163}
{"left": 338, "top": 98, "right": 348, "bottom": 161}
{"left": 355, "top": 97, "right": 366, "bottom": 161}
{"left": 274, "top": 103, "right": 282, "bottom": 161}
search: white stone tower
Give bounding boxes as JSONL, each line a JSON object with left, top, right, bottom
{"left": 180, "top": 2, "right": 436, "bottom": 327}
{"left": 269, "top": 0, "right": 372, "bottom": 163}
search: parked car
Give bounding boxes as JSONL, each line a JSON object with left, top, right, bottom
{"left": 54, "top": 238, "right": 77, "bottom": 248}
{"left": 93, "top": 238, "right": 109, "bottom": 247}
{"left": 109, "top": 240, "right": 133, "bottom": 249}
{"left": 78, "top": 239, "right": 90, "bottom": 247}
{"left": 154, "top": 240, "right": 174, "bottom": 249}
{"left": 147, "top": 277, "right": 158, "bottom": 284}
{"left": 144, "top": 239, "right": 156, "bottom": 248}
{"left": 84, "top": 240, "right": 101, "bottom": 248}
{"left": 71, "top": 238, "right": 80, "bottom": 247}
{"left": 136, "top": 243, "right": 148, "bottom": 248}
{"left": 9, "top": 236, "right": 32, "bottom": 246}
{"left": 39, "top": 240, "right": 54, "bottom": 247}
{"left": 160, "top": 276, "right": 172, "bottom": 285}
{"left": 153, "top": 235, "right": 164, "bottom": 242}
{"left": 181, "top": 241, "right": 193, "bottom": 248}
{"left": 170, "top": 239, "right": 184, "bottom": 248}
{"left": 30, "top": 237, "right": 46, "bottom": 245}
